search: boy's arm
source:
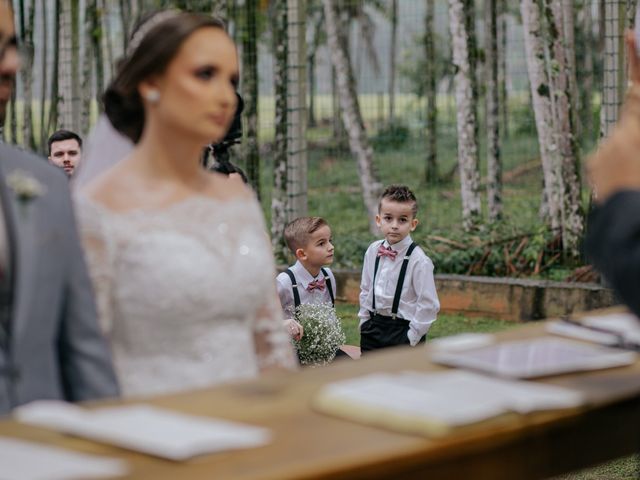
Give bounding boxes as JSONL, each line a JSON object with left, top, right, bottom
{"left": 275, "top": 273, "right": 295, "bottom": 319}
{"left": 407, "top": 257, "right": 440, "bottom": 346}
{"left": 358, "top": 246, "right": 373, "bottom": 322}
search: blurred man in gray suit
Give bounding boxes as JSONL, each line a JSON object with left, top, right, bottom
{"left": 0, "top": 0, "right": 118, "bottom": 413}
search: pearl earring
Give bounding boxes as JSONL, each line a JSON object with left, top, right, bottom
{"left": 145, "top": 90, "right": 160, "bottom": 103}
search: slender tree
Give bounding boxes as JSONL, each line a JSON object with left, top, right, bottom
{"left": 498, "top": 0, "right": 508, "bottom": 138}
{"left": 448, "top": 0, "right": 481, "bottom": 230}
{"left": 387, "top": 0, "right": 397, "bottom": 121}
{"left": 39, "top": 0, "right": 49, "bottom": 149}
{"left": 80, "top": 4, "right": 94, "bottom": 138}
{"left": 58, "top": 0, "right": 81, "bottom": 132}
{"left": 271, "top": 0, "right": 289, "bottom": 261}
{"left": 242, "top": 0, "right": 260, "bottom": 197}
{"left": 424, "top": 0, "right": 438, "bottom": 184}
{"left": 580, "top": 0, "right": 594, "bottom": 141}
{"left": 47, "top": 0, "right": 61, "bottom": 136}
{"left": 18, "top": 0, "right": 36, "bottom": 149}
{"left": 485, "top": 0, "right": 502, "bottom": 221}
{"left": 545, "top": 0, "right": 583, "bottom": 256}
{"left": 323, "top": 0, "right": 381, "bottom": 234}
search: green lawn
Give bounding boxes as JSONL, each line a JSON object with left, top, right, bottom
{"left": 335, "top": 302, "right": 517, "bottom": 346}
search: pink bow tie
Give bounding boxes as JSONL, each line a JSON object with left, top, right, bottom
{"left": 307, "top": 278, "right": 326, "bottom": 292}
{"left": 377, "top": 245, "right": 398, "bottom": 260}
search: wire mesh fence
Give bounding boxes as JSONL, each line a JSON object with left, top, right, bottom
{"left": 3, "top": 0, "right": 633, "bottom": 280}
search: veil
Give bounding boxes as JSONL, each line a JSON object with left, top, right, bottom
{"left": 72, "top": 114, "right": 134, "bottom": 190}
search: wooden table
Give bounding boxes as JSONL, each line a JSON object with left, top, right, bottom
{"left": 3, "top": 316, "right": 640, "bottom": 479}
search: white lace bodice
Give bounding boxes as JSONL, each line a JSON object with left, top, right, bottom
{"left": 75, "top": 193, "right": 296, "bottom": 397}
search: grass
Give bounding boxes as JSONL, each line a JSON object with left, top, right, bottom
{"left": 335, "top": 302, "right": 518, "bottom": 347}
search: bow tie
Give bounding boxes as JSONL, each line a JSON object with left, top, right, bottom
{"left": 377, "top": 245, "right": 398, "bottom": 260}
{"left": 307, "top": 278, "right": 326, "bottom": 292}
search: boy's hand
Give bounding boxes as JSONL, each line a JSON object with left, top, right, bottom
{"left": 284, "top": 319, "right": 304, "bottom": 341}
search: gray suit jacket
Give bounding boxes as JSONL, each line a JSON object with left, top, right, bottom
{"left": 0, "top": 143, "right": 119, "bottom": 414}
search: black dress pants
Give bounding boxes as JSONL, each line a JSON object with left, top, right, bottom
{"left": 360, "top": 313, "right": 411, "bottom": 353}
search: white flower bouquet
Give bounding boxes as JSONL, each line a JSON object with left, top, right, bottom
{"left": 291, "top": 303, "right": 346, "bottom": 366}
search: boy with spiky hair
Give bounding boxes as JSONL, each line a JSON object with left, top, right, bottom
{"left": 358, "top": 185, "right": 440, "bottom": 353}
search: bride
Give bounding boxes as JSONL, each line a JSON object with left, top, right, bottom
{"left": 74, "top": 10, "right": 296, "bottom": 397}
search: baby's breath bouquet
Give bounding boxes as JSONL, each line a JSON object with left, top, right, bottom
{"left": 292, "top": 303, "right": 346, "bottom": 366}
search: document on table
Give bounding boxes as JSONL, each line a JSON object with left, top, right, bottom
{"left": 0, "top": 436, "right": 128, "bottom": 480}
{"left": 314, "top": 370, "right": 584, "bottom": 437}
{"left": 14, "top": 401, "right": 271, "bottom": 461}
{"left": 431, "top": 336, "right": 636, "bottom": 378}
{"left": 547, "top": 312, "right": 640, "bottom": 348}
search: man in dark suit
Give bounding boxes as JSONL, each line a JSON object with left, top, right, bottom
{"left": 0, "top": 0, "right": 118, "bottom": 413}
{"left": 586, "top": 33, "right": 640, "bottom": 317}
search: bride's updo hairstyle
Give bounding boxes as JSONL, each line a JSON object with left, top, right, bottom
{"left": 103, "top": 10, "right": 226, "bottom": 143}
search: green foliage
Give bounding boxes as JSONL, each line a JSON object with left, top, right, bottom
{"left": 371, "top": 122, "right": 411, "bottom": 152}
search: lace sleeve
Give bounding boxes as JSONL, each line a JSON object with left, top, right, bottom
{"left": 246, "top": 199, "right": 298, "bottom": 371}
{"left": 74, "top": 197, "right": 115, "bottom": 336}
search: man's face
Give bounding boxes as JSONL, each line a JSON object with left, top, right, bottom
{"left": 0, "top": 1, "right": 19, "bottom": 127}
{"left": 48, "top": 139, "right": 81, "bottom": 177}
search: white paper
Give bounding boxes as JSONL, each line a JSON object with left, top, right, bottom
{"left": 547, "top": 312, "right": 640, "bottom": 347}
{"left": 430, "top": 333, "right": 495, "bottom": 352}
{"left": 0, "top": 436, "right": 128, "bottom": 480}
{"left": 317, "top": 370, "right": 583, "bottom": 427}
{"left": 14, "top": 402, "right": 271, "bottom": 461}
{"left": 431, "top": 337, "right": 636, "bottom": 378}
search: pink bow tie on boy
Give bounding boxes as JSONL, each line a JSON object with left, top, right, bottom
{"left": 377, "top": 245, "right": 398, "bottom": 260}
{"left": 307, "top": 278, "right": 326, "bottom": 292}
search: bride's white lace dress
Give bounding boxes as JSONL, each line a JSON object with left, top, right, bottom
{"left": 75, "top": 193, "right": 296, "bottom": 397}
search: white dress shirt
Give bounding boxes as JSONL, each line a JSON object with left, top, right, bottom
{"left": 358, "top": 235, "right": 440, "bottom": 346}
{"left": 276, "top": 261, "right": 337, "bottom": 319}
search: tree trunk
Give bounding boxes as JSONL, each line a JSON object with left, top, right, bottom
{"left": 388, "top": 0, "right": 397, "bottom": 121}
{"left": 211, "top": 0, "right": 227, "bottom": 18}
{"left": 498, "top": 0, "right": 509, "bottom": 138}
{"left": 580, "top": 0, "right": 594, "bottom": 142}
{"left": 80, "top": 0, "right": 94, "bottom": 137}
{"left": 242, "top": 0, "right": 260, "bottom": 197}
{"left": 47, "top": 0, "right": 61, "bottom": 136}
{"left": 448, "top": 0, "right": 481, "bottom": 231}
{"left": 89, "top": 0, "right": 104, "bottom": 114}
{"left": 58, "top": 0, "right": 80, "bottom": 132}
{"left": 39, "top": 0, "right": 49, "bottom": 150}
{"left": 271, "top": 0, "right": 289, "bottom": 262}
{"left": 323, "top": 0, "right": 381, "bottom": 234}
{"left": 521, "top": 0, "right": 562, "bottom": 233}
{"left": 485, "top": 0, "right": 502, "bottom": 221}
{"left": 101, "top": 0, "right": 115, "bottom": 80}
{"left": 18, "top": 0, "right": 36, "bottom": 149}
{"left": 561, "top": 0, "right": 580, "bottom": 139}
{"left": 545, "top": 0, "right": 583, "bottom": 257}
{"left": 424, "top": 0, "right": 438, "bottom": 184}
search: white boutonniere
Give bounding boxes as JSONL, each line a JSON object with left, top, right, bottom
{"left": 6, "top": 170, "right": 46, "bottom": 214}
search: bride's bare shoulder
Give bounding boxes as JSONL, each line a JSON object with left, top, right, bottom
{"left": 79, "top": 165, "right": 132, "bottom": 209}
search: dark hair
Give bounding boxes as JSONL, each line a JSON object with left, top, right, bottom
{"left": 379, "top": 184, "right": 418, "bottom": 217}
{"left": 103, "top": 11, "right": 227, "bottom": 143}
{"left": 210, "top": 160, "right": 248, "bottom": 183}
{"left": 47, "top": 130, "right": 82, "bottom": 155}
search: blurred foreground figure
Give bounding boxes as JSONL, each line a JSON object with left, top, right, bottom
{"left": 0, "top": 0, "right": 118, "bottom": 414}
{"left": 586, "top": 33, "right": 640, "bottom": 317}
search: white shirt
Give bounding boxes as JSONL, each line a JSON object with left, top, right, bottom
{"left": 358, "top": 235, "right": 440, "bottom": 346}
{"left": 276, "top": 261, "right": 336, "bottom": 319}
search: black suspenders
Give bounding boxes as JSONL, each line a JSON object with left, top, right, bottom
{"left": 372, "top": 241, "right": 417, "bottom": 319}
{"left": 284, "top": 269, "right": 301, "bottom": 307}
{"left": 320, "top": 267, "right": 335, "bottom": 306}
{"left": 285, "top": 268, "right": 335, "bottom": 308}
